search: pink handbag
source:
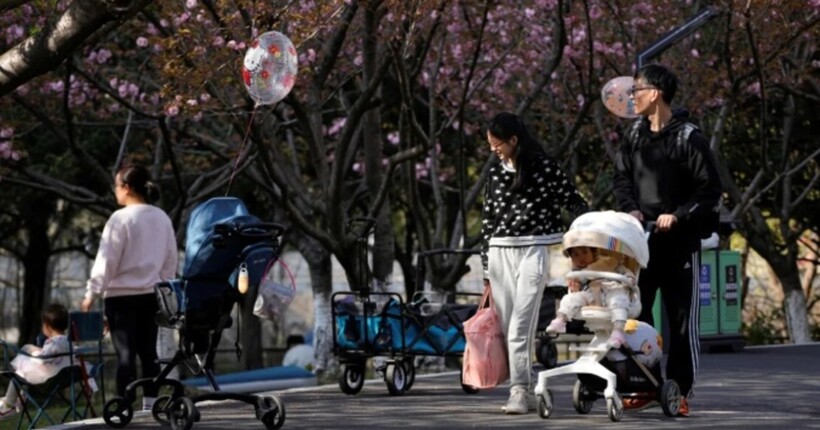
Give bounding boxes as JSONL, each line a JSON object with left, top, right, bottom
{"left": 462, "top": 285, "right": 509, "bottom": 389}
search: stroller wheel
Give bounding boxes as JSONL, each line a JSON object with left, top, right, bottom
{"left": 259, "top": 395, "right": 286, "bottom": 430}
{"left": 385, "top": 362, "right": 407, "bottom": 396}
{"left": 339, "top": 363, "right": 365, "bottom": 395}
{"left": 535, "top": 336, "right": 559, "bottom": 369}
{"left": 659, "top": 379, "right": 682, "bottom": 417}
{"left": 103, "top": 397, "right": 133, "bottom": 428}
{"left": 606, "top": 392, "right": 624, "bottom": 422}
{"left": 537, "top": 390, "right": 554, "bottom": 419}
{"left": 169, "top": 397, "right": 199, "bottom": 430}
{"left": 572, "top": 380, "right": 594, "bottom": 414}
{"left": 151, "top": 395, "right": 173, "bottom": 426}
{"left": 401, "top": 358, "right": 416, "bottom": 391}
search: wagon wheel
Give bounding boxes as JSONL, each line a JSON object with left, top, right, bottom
{"left": 339, "top": 363, "right": 365, "bottom": 395}
{"left": 401, "top": 358, "right": 416, "bottom": 391}
{"left": 384, "top": 362, "right": 408, "bottom": 396}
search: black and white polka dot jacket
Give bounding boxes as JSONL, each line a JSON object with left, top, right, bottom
{"left": 480, "top": 152, "right": 588, "bottom": 275}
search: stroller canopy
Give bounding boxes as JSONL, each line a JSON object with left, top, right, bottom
{"left": 184, "top": 197, "right": 251, "bottom": 275}
{"left": 562, "top": 211, "right": 649, "bottom": 268}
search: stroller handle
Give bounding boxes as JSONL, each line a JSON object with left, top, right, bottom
{"left": 238, "top": 222, "right": 286, "bottom": 238}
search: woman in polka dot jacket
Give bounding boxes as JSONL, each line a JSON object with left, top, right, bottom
{"left": 481, "top": 112, "right": 588, "bottom": 415}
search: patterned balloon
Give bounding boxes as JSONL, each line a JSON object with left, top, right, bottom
{"left": 601, "top": 76, "right": 637, "bottom": 119}
{"left": 242, "top": 31, "right": 298, "bottom": 106}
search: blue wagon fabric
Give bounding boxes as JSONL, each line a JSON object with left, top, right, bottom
{"left": 334, "top": 298, "right": 477, "bottom": 355}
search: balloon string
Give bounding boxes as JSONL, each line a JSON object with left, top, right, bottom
{"left": 225, "top": 105, "right": 257, "bottom": 196}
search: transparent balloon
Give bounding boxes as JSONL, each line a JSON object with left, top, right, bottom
{"left": 601, "top": 76, "right": 637, "bottom": 119}
{"left": 242, "top": 31, "right": 298, "bottom": 106}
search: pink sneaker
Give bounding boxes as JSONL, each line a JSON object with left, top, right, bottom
{"left": 607, "top": 330, "right": 626, "bottom": 349}
{"left": 545, "top": 318, "right": 567, "bottom": 334}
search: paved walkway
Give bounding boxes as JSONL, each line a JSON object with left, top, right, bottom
{"left": 57, "top": 343, "right": 820, "bottom": 429}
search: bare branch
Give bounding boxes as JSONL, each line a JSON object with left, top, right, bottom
{"left": 315, "top": 2, "right": 359, "bottom": 87}
{"left": 516, "top": 0, "right": 566, "bottom": 114}
{"left": 11, "top": 93, "right": 111, "bottom": 186}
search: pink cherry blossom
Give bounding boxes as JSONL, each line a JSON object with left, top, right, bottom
{"left": 95, "top": 49, "right": 112, "bottom": 64}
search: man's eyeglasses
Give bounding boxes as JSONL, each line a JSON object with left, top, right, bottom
{"left": 628, "top": 86, "right": 657, "bottom": 96}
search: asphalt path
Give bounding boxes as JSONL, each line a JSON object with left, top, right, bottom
{"left": 57, "top": 343, "right": 820, "bottom": 429}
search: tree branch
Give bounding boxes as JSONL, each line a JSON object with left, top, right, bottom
{"left": 0, "top": 0, "right": 155, "bottom": 96}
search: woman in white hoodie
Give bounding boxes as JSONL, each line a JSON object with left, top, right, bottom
{"left": 81, "top": 164, "right": 177, "bottom": 410}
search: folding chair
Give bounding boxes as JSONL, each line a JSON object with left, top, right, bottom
{"left": 0, "top": 311, "right": 106, "bottom": 429}
{"left": 66, "top": 311, "right": 107, "bottom": 421}
{"left": 0, "top": 343, "right": 78, "bottom": 429}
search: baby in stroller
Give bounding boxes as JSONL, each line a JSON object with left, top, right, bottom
{"left": 533, "top": 211, "right": 681, "bottom": 422}
{"left": 545, "top": 244, "right": 638, "bottom": 349}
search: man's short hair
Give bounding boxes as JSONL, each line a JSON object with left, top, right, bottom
{"left": 635, "top": 64, "right": 678, "bottom": 104}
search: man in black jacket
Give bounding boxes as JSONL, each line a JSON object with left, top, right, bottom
{"left": 613, "top": 64, "right": 722, "bottom": 416}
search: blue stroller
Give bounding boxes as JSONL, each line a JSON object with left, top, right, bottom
{"left": 102, "top": 197, "right": 286, "bottom": 430}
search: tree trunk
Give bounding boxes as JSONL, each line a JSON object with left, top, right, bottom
{"left": 307, "top": 249, "right": 334, "bottom": 374}
{"left": 239, "top": 274, "right": 264, "bottom": 370}
{"left": 362, "top": 3, "right": 395, "bottom": 292}
{"left": 20, "top": 212, "right": 50, "bottom": 346}
{"left": 748, "top": 229, "right": 812, "bottom": 344}
{"left": 778, "top": 269, "right": 812, "bottom": 344}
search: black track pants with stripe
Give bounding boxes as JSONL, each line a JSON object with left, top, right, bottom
{"left": 637, "top": 231, "right": 700, "bottom": 398}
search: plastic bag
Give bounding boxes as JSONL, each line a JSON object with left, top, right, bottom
{"left": 462, "top": 285, "right": 508, "bottom": 389}
{"left": 253, "top": 259, "right": 296, "bottom": 320}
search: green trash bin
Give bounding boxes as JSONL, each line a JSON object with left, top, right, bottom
{"left": 718, "top": 250, "right": 742, "bottom": 335}
{"left": 700, "top": 249, "right": 744, "bottom": 351}
{"left": 699, "top": 250, "right": 719, "bottom": 335}
{"left": 649, "top": 249, "right": 743, "bottom": 352}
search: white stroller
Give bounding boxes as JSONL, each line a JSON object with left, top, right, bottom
{"left": 533, "top": 211, "right": 681, "bottom": 422}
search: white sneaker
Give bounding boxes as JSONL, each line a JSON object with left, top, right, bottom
{"left": 501, "top": 386, "right": 535, "bottom": 414}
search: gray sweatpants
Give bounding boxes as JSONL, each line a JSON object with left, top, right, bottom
{"left": 487, "top": 245, "right": 548, "bottom": 389}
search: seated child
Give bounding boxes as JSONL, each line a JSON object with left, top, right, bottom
{"left": 0, "top": 304, "right": 70, "bottom": 420}
{"left": 545, "top": 246, "right": 636, "bottom": 348}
